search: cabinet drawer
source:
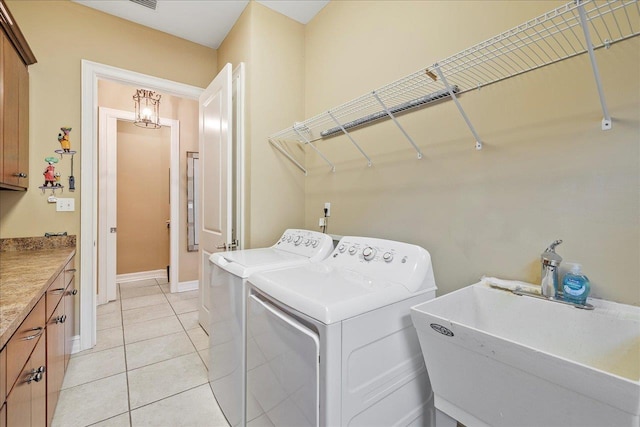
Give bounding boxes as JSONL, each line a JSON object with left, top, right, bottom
{"left": 45, "top": 271, "right": 65, "bottom": 321}
{"left": 63, "top": 256, "right": 75, "bottom": 287}
{"left": 6, "top": 298, "right": 44, "bottom": 396}
{"left": 1, "top": 344, "right": 6, "bottom": 404}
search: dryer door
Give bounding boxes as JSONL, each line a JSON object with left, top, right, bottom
{"left": 247, "top": 294, "right": 320, "bottom": 427}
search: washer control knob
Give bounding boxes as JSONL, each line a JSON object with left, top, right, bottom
{"left": 294, "top": 236, "right": 303, "bottom": 245}
{"left": 338, "top": 244, "right": 346, "bottom": 253}
{"left": 348, "top": 246, "right": 358, "bottom": 255}
{"left": 287, "top": 236, "right": 293, "bottom": 242}
{"left": 281, "top": 235, "right": 287, "bottom": 242}
{"left": 362, "top": 247, "right": 376, "bottom": 261}
{"left": 312, "top": 240, "right": 319, "bottom": 248}
{"left": 304, "top": 239, "right": 311, "bottom": 246}
{"left": 383, "top": 252, "right": 394, "bottom": 263}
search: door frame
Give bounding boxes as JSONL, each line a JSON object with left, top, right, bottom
{"left": 80, "top": 60, "right": 203, "bottom": 351}
{"left": 97, "top": 107, "right": 180, "bottom": 305}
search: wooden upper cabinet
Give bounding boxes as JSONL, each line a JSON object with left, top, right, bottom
{"left": 0, "top": 0, "right": 36, "bottom": 191}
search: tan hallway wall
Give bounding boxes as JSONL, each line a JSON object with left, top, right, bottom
{"left": 116, "top": 122, "right": 170, "bottom": 274}
{"left": 217, "top": 1, "right": 306, "bottom": 249}
{"left": 99, "top": 80, "right": 200, "bottom": 282}
{"left": 303, "top": 1, "right": 640, "bottom": 305}
{"left": 0, "top": 0, "right": 216, "bottom": 336}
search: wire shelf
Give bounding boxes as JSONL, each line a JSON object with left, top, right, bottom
{"left": 269, "top": 0, "right": 640, "bottom": 173}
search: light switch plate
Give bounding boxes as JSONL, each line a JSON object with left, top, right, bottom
{"left": 56, "top": 198, "right": 75, "bottom": 212}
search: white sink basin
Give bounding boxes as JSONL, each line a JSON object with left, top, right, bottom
{"left": 411, "top": 282, "right": 640, "bottom": 427}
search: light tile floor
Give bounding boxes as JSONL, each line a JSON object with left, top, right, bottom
{"left": 52, "top": 278, "right": 230, "bottom": 427}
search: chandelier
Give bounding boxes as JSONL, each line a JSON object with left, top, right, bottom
{"left": 133, "top": 89, "right": 161, "bottom": 129}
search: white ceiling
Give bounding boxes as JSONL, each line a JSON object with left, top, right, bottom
{"left": 73, "top": 0, "right": 329, "bottom": 49}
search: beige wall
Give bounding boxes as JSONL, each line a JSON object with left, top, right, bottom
{"left": 217, "top": 2, "right": 306, "bottom": 248}
{"left": 116, "top": 122, "right": 170, "bottom": 274}
{"left": 0, "top": 0, "right": 216, "bottom": 238}
{"left": 98, "top": 80, "right": 200, "bottom": 282}
{"left": 303, "top": 1, "right": 640, "bottom": 305}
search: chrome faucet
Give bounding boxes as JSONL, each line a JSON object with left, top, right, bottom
{"left": 541, "top": 240, "right": 563, "bottom": 298}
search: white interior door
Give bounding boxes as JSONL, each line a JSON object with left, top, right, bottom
{"left": 198, "top": 63, "right": 234, "bottom": 328}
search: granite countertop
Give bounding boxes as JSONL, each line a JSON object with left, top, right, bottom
{"left": 0, "top": 237, "right": 76, "bottom": 349}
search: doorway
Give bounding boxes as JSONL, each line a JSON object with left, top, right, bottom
{"left": 97, "top": 107, "right": 179, "bottom": 305}
{"left": 81, "top": 60, "right": 245, "bottom": 353}
{"left": 97, "top": 107, "right": 180, "bottom": 305}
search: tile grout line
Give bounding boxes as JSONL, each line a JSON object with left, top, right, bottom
{"left": 118, "top": 282, "right": 135, "bottom": 427}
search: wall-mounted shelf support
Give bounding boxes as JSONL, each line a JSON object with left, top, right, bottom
{"left": 577, "top": 0, "right": 612, "bottom": 130}
{"left": 327, "top": 110, "right": 372, "bottom": 167}
{"left": 293, "top": 126, "right": 335, "bottom": 172}
{"left": 268, "top": 138, "right": 307, "bottom": 175}
{"left": 433, "top": 64, "right": 483, "bottom": 150}
{"left": 372, "top": 91, "right": 423, "bottom": 159}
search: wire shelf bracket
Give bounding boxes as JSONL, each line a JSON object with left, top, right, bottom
{"left": 577, "top": 0, "right": 613, "bottom": 130}
{"left": 293, "top": 125, "right": 335, "bottom": 173}
{"left": 433, "top": 64, "right": 483, "bottom": 150}
{"left": 372, "top": 91, "right": 424, "bottom": 159}
{"left": 268, "top": 137, "right": 307, "bottom": 175}
{"left": 327, "top": 110, "right": 372, "bottom": 167}
{"left": 268, "top": 0, "right": 640, "bottom": 173}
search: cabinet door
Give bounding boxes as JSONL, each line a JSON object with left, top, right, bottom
{"left": 63, "top": 276, "right": 76, "bottom": 370}
{"left": 46, "top": 303, "right": 65, "bottom": 427}
{"left": 6, "top": 336, "right": 45, "bottom": 427}
{"left": 0, "top": 30, "right": 4, "bottom": 184}
{"left": 30, "top": 338, "right": 45, "bottom": 427}
{"left": 1, "top": 34, "right": 21, "bottom": 188}
{"left": 17, "top": 49, "right": 28, "bottom": 189}
{"left": 1, "top": 344, "right": 6, "bottom": 405}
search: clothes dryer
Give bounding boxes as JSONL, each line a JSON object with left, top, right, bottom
{"left": 245, "top": 236, "right": 451, "bottom": 427}
{"left": 206, "top": 229, "right": 334, "bottom": 427}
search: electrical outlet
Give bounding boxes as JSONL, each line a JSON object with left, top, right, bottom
{"left": 56, "top": 198, "right": 75, "bottom": 212}
{"left": 324, "top": 202, "right": 331, "bottom": 217}
{"left": 319, "top": 218, "right": 326, "bottom": 227}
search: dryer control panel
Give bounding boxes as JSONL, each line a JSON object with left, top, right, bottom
{"left": 273, "top": 229, "right": 334, "bottom": 261}
{"left": 329, "top": 236, "right": 436, "bottom": 294}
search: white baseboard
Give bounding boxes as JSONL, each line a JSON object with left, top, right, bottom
{"left": 177, "top": 280, "right": 199, "bottom": 292}
{"left": 116, "top": 269, "right": 166, "bottom": 283}
{"left": 70, "top": 335, "right": 81, "bottom": 354}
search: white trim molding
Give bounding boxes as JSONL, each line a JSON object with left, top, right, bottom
{"left": 177, "top": 280, "right": 199, "bottom": 293}
{"left": 115, "top": 269, "right": 167, "bottom": 283}
{"left": 81, "top": 60, "right": 203, "bottom": 352}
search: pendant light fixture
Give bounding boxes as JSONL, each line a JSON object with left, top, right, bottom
{"left": 133, "top": 89, "right": 161, "bottom": 129}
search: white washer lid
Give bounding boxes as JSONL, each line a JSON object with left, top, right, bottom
{"left": 248, "top": 262, "right": 423, "bottom": 324}
{"left": 210, "top": 248, "right": 307, "bottom": 278}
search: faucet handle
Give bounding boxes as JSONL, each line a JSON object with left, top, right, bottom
{"left": 545, "top": 239, "right": 563, "bottom": 253}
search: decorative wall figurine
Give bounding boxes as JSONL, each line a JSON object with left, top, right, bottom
{"left": 58, "top": 127, "right": 72, "bottom": 152}
{"left": 43, "top": 156, "right": 59, "bottom": 187}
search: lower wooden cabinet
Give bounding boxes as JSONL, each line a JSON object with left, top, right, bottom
{"left": 45, "top": 302, "right": 65, "bottom": 427}
{"left": 1, "top": 403, "right": 6, "bottom": 427}
{"left": 6, "top": 334, "right": 46, "bottom": 427}
{"left": 2, "top": 253, "right": 75, "bottom": 426}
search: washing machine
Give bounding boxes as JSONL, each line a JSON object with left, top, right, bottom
{"left": 207, "top": 229, "right": 334, "bottom": 427}
{"left": 245, "top": 236, "right": 453, "bottom": 427}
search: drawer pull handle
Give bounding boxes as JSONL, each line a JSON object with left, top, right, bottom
{"left": 54, "top": 315, "right": 67, "bottom": 324}
{"left": 21, "top": 327, "right": 44, "bottom": 341}
{"left": 71, "top": 289, "right": 78, "bottom": 295}
{"left": 61, "top": 315, "right": 67, "bottom": 323}
{"left": 27, "top": 366, "right": 46, "bottom": 384}
{"left": 49, "top": 287, "right": 65, "bottom": 295}
{"left": 12, "top": 172, "right": 27, "bottom": 178}
{"left": 66, "top": 268, "right": 77, "bottom": 273}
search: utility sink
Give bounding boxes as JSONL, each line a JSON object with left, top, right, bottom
{"left": 410, "top": 282, "right": 640, "bottom": 427}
